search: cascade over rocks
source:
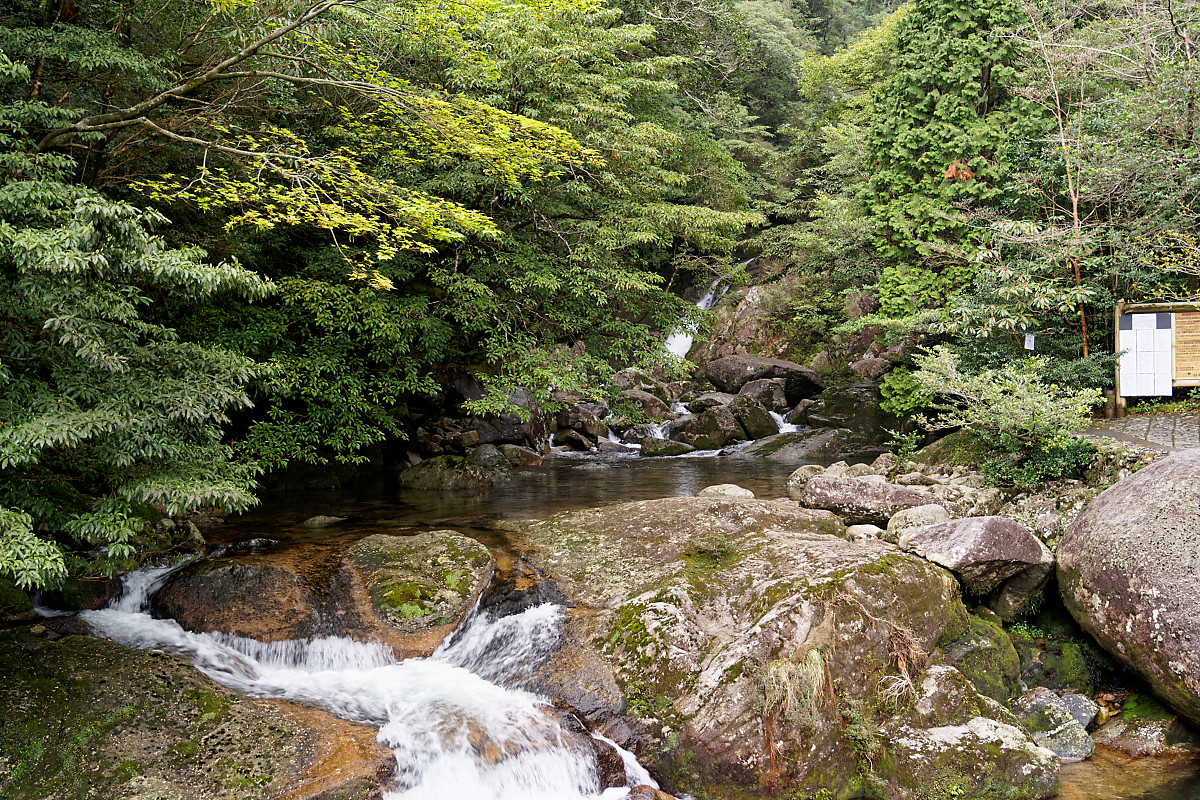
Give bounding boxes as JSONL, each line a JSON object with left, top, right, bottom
{"left": 1057, "top": 450, "right": 1200, "bottom": 726}
{"left": 704, "top": 355, "right": 823, "bottom": 403}
{"left": 153, "top": 531, "right": 494, "bottom": 659}
{"left": 512, "top": 497, "right": 1057, "bottom": 799}
{"left": 898, "top": 516, "right": 1052, "bottom": 593}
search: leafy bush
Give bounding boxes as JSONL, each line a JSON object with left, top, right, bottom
{"left": 978, "top": 434, "right": 1094, "bottom": 489}
{"left": 879, "top": 367, "right": 931, "bottom": 416}
{"left": 910, "top": 346, "right": 1101, "bottom": 448}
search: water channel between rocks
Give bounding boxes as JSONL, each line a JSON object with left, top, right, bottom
{"left": 69, "top": 454, "right": 1200, "bottom": 799}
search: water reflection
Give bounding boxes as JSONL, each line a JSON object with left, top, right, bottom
{"left": 1059, "top": 745, "right": 1200, "bottom": 799}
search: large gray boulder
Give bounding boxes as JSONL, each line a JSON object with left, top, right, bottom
{"left": 704, "top": 355, "right": 823, "bottom": 403}
{"left": 685, "top": 404, "right": 747, "bottom": 450}
{"left": 729, "top": 394, "right": 777, "bottom": 440}
{"left": 736, "top": 377, "right": 788, "bottom": 410}
{"left": 794, "top": 382, "right": 890, "bottom": 437}
{"left": 623, "top": 388, "right": 675, "bottom": 421}
{"left": 513, "top": 498, "right": 1052, "bottom": 799}
{"left": 899, "top": 516, "right": 1052, "bottom": 593}
{"left": 799, "top": 475, "right": 941, "bottom": 526}
{"left": 1058, "top": 450, "right": 1200, "bottom": 726}
{"left": 688, "top": 391, "right": 736, "bottom": 412}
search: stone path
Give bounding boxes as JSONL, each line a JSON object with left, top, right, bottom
{"left": 1086, "top": 412, "right": 1200, "bottom": 452}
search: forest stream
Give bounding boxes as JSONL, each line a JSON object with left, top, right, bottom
{"left": 36, "top": 453, "right": 1200, "bottom": 800}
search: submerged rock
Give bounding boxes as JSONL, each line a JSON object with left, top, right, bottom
{"left": 0, "top": 628, "right": 392, "bottom": 800}
{"left": 1057, "top": 450, "right": 1200, "bottom": 726}
{"left": 398, "top": 455, "right": 504, "bottom": 491}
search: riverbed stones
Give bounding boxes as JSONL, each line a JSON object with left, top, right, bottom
{"left": 398, "top": 454, "right": 504, "bottom": 491}
{"left": 884, "top": 503, "right": 952, "bottom": 543}
{"left": 704, "top": 355, "right": 823, "bottom": 403}
{"left": 898, "top": 516, "right": 1051, "bottom": 593}
{"left": 1013, "top": 687, "right": 1095, "bottom": 762}
{"left": 344, "top": 531, "right": 493, "bottom": 639}
{"left": 640, "top": 437, "right": 695, "bottom": 457}
{"left": 685, "top": 404, "right": 746, "bottom": 450}
{"left": 0, "top": 628, "right": 393, "bottom": 800}
{"left": 798, "top": 474, "right": 938, "bottom": 526}
{"left": 1057, "top": 450, "right": 1200, "bottom": 726}
{"left": 696, "top": 484, "right": 755, "bottom": 499}
{"left": 514, "top": 497, "right": 1040, "bottom": 798}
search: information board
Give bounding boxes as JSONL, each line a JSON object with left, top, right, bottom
{"left": 1177, "top": 311, "right": 1200, "bottom": 382}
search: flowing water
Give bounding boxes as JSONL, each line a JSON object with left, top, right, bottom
{"left": 78, "top": 561, "right": 654, "bottom": 799}
{"left": 39, "top": 451, "right": 1200, "bottom": 798}
{"left": 665, "top": 277, "right": 727, "bottom": 358}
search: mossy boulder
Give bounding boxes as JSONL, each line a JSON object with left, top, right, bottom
{"left": 640, "top": 437, "right": 695, "bottom": 457}
{"left": 729, "top": 394, "right": 777, "bottom": 440}
{"left": 513, "top": 497, "right": 1042, "bottom": 798}
{"left": 0, "top": 628, "right": 391, "bottom": 800}
{"left": 684, "top": 405, "right": 747, "bottom": 450}
{"left": 398, "top": 455, "right": 505, "bottom": 491}
{"left": 942, "top": 613, "right": 1022, "bottom": 704}
{"left": 0, "top": 577, "right": 34, "bottom": 624}
{"left": 1057, "top": 450, "right": 1200, "bottom": 725}
{"left": 344, "top": 531, "right": 493, "bottom": 639}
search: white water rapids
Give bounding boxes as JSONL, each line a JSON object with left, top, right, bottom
{"left": 73, "top": 564, "right": 656, "bottom": 799}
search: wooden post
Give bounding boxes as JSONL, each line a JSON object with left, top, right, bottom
{"left": 1114, "top": 301, "right": 1126, "bottom": 417}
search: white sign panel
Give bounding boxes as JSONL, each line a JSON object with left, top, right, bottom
{"left": 1119, "top": 313, "right": 1173, "bottom": 396}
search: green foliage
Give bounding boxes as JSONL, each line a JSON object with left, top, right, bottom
{"left": 684, "top": 533, "right": 738, "bottom": 566}
{"left": 866, "top": 0, "right": 1042, "bottom": 272}
{"left": 884, "top": 428, "right": 922, "bottom": 460}
{"left": 0, "top": 135, "right": 268, "bottom": 586}
{"left": 879, "top": 367, "right": 931, "bottom": 417}
{"left": 977, "top": 434, "right": 1095, "bottom": 490}
{"left": 910, "top": 345, "right": 1102, "bottom": 448}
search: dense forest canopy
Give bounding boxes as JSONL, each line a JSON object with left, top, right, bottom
{"left": 2, "top": 0, "right": 1199, "bottom": 587}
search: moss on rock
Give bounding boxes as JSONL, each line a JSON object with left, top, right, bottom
{"left": 0, "top": 629, "right": 390, "bottom": 800}
{"left": 345, "top": 531, "right": 493, "bottom": 635}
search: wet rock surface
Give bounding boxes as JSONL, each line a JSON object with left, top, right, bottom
{"left": 0, "top": 628, "right": 392, "bottom": 800}
{"left": 344, "top": 531, "right": 494, "bottom": 639}
{"left": 1013, "top": 686, "right": 1095, "bottom": 762}
{"left": 1057, "top": 450, "right": 1200, "bottom": 726}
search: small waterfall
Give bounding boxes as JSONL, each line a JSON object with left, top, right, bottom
{"left": 769, "top": 411, "right": 800, "bottom": 434}
{"left": 665, "top": 277, "right": 726, "bottom": 358}
{"left": 71, "top": 564, "right": 656, "bottom": 799}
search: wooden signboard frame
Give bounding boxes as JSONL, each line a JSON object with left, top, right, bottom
{"left": 1114, "top": 301, "right": 1200, "bottom": 414}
